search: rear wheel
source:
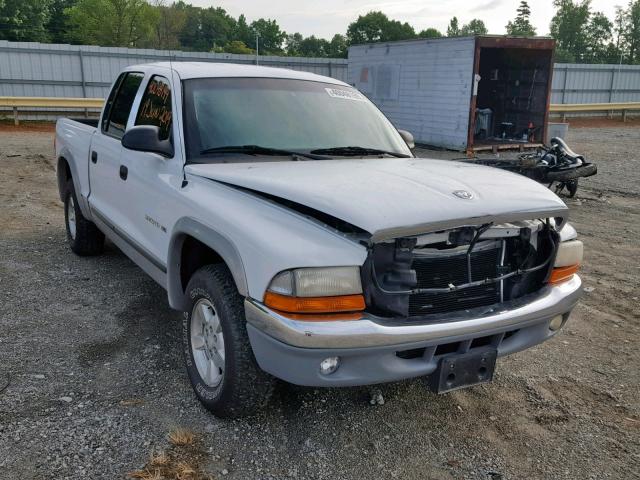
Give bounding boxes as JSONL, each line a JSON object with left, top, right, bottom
{"left": 64, "top": 180, "right": 104, "bottom": 256}
{"left": 182, "top": 264, "right": 275, "bottom": 418}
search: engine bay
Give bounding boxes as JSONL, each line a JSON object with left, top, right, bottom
{"left": 361, "top": 220, "right": 559, "bottom": 318}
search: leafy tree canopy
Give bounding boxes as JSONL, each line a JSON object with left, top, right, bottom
{"left": 446, "top": 16, "right": 460, "bottom": 36}
{"left": 506, "top": 1, "right": 537, "bottom": 36}
{"left": 418, "top": 28, "right": 443, "bottom": 39}
{"left": 2, "top": 0, "right": 639, "bottom": 63}
{"left": 550, "top": 0, "right": 591, "bottom": 62}
{"left": 66, "top": 0, "right": 156, "bottom": 47}
{"left": 346, "top": 11, "right": 416, "bottom": 44}
{"left": 0, "top": 0, "right": 51, "bottom": 42}
{"left": 460, "top": 19, "right": 488, "bottom": 35}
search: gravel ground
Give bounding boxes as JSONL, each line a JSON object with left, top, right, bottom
{"left": 0, "top": 122, "right": 639, "bottom": 479}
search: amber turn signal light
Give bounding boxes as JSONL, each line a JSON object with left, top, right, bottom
{"left": 548, "top": 263, "right": 580, "bottom": 285}
{"left": 264, "top": 291, "right": 365, "bottom": 314}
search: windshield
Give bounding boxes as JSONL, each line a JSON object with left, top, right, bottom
{"left": 182, "top": 77, "right": 412, "bottom": 162}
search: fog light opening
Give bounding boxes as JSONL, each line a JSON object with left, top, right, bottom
{"left": 319, "top": 356, "right": 340, "bottom": 375}
{"left": 549, "top": 315, "right": 564, "bottom": 332}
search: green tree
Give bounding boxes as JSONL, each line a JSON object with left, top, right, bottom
{"left": 299, "top": 35, "right": 329, "bottom": 57}
{"left": 233, "top": 14, "right": 253, "bottom": 46}
{"left": 250, "top": 18, "right": 286, "bottom": 54}
{"left": 627, "top": 0, "right": 640, "bottom": 63}
{"left": 222, "top": 40, "right": 253, "bottom": 54}
{"left": 200, "top": 7, "right": 236, "bottom": 50}
{"left": 613, "top": 6, "right": 630, "bottom": 61}
{"left": 66, "top": 0, "right": 156, "bottom": 47}
{"left": 285, "top": 32, "right": 303, "bottom": 55}
{"left": 346, "top": 11, "right": 415, "bottom": 44}
{"left": 384, "top": 17, "right": 417, "bottom": 40}
{"left": 506, "top": 1, "right": 537, "bottom": 36}
{"left": 327, "top": 33, "right": 347, "bottom": 58}
{"left": 0, "top": 0, "right": 51, "bottom": 42}
{"left": 151, "top": 0, "right": 186, "bottom": 50}
{"left": 460, "top": 19, "right": 488, "bottom": 35}
{"left": 418, "top": 28, "right": 443, "bottom": 38}
{"left": 177, "top": 4, "right": 235, "bottom": 51}
{"left": 446, "top": 16, "right": 460, "bottom": 36}
{"left": 550, "top": 0, "right": 591, "bottom": 62}
{"left": 176, "top": 3, "right": 200, "bottom": 49}
{"left": 46, "top": 0, "right": 76, "bottom": 43}
{"left": 585, "top": 12, "right": 613, "bottom": 62}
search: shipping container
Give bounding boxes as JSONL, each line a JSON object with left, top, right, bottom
{"left": 348, "top": 36, "right": 556, "bottom": 153}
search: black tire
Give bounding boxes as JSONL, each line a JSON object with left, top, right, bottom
{"left": 64, "top": 180, "right": 105, "bottom": 256}
{"left": 546, "top": 163, "right": 597, "bottom": 182}
{"left": 566, "top": 179, "right": 579, "bottom": 198}
{"left": 182, "top": 264, "right": 274, "bottom": 418}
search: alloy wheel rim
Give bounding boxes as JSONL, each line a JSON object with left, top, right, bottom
{"left": 67, "top": 195, "right": 77, "bottom": 240}
{"left": 190, "top": 298, "right": 225, "bottom": 387}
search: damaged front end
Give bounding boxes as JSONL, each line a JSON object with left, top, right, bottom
{"left": 361, "top": 219, "right": 559, "bottom": 318}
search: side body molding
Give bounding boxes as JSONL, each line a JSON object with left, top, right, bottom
{"left": 167, "top": 217, "right": 249, "bottom": 311}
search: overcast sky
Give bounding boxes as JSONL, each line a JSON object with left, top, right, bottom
{"left": 190, "top": 0, "right": 621, "bottom": 39}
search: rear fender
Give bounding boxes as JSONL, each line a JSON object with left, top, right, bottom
{"left": 56, "top": 149, "right": 91, "bottom": 218}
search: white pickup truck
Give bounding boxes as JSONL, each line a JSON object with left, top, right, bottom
{"left": 56, "top": 62, "right": 583, "bottom": 417}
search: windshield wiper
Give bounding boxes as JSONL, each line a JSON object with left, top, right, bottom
{"left": 200, "top": 144, "right": 324, "bottom": 160}
{"left": 310, "top": 146, "right": 411, "bottom": 158}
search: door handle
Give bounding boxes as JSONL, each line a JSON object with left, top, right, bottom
{"left": 91, "top": 151, "right": 98, "bottom": 163}
{"left": 119, "top": 165, "right": 128, "bottom": 181}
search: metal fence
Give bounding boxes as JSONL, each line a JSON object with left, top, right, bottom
{"left": 1, "top": 40, "right": 639, "bottom": 117}
{"left": 0, "top": 40, "right": 348, "bottom": 101}
{"left": 551, "top": 63, "right": 640, "bottom": 104}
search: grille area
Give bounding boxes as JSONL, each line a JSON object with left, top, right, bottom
{"left": 408, "top": 246, "right": 501, "bottom": 316}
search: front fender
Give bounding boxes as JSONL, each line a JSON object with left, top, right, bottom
{"left": 167, "top": 217, "right": 249, "bottom": 311}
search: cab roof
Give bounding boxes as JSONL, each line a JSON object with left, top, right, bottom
{"left": 124, "top": 61, "right": 348, "bottom": 85}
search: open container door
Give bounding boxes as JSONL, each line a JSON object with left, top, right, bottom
{"left": 468, "top": 36, "right": 555, "bottom": 154}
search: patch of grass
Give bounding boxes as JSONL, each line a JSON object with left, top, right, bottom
{"left": 128, "top": 468, "right": 162, "bottom": 480}
{"left": 168, "top": 428, "right": 195, "bottom": 446}
{"left": 150, "top": 451, "right": 169, "bottom": 467}
{"left": 128, "top": 431, "right": 214, "bottom": 480}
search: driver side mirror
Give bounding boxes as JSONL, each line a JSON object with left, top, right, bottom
{"left": 122, "top": 125, "right": 174, "bottom": 158}
{"left": 398, "top": 129, "right": 415, "bottom": 149}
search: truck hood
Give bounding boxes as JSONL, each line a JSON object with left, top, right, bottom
{"left": 185, "top": 158, "right": 568, "bottom": 241}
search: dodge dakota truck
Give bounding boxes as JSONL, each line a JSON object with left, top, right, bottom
{"left": 55, "top": 63, "right": 583, "bottom": 418}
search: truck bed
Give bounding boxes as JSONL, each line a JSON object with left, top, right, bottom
{"left": 68, "top": 118, "right": 99, "bottom": 128}
{"left": 55, "top": 117, "right": 98, "bottom": 214}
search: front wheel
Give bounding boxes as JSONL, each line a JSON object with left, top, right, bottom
{"left": 182, "top": 264, "right": 274, "bottom": 418}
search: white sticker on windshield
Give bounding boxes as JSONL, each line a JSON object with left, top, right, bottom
{"left": 325, "top": 88, "right": 366, "bottom": 101}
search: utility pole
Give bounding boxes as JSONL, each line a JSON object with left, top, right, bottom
{"left": 255, "top": 30, "right": 260, "bottom": 65}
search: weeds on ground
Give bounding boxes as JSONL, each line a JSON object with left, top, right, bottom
{"left": 128, "top": 429, "right": 214, "bottom": 480}
{"left": 168, "top": 428, "right": 195, "bottom": 446}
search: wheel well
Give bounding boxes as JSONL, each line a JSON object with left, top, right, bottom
{"left": 58, "top": 157, "right": 71, "bottom": 180}
{"left": 180, "top": 236, "right": 225, "bottom": 292}
{"left": 57, "top": 157, "right": 72, "bottom": 200}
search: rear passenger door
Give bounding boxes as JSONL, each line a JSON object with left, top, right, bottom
{"left": 88, "top": 71, "right": 144, "bottom": 233}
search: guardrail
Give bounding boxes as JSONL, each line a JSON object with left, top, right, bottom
{"left": 550, "top": 102, "right": 640, "bottom": 122}
{"left": 0, "top": 96, "right": 104, "bottom": 125}
{"left": 2, "top": 96, "right": 640, "bottom": 125}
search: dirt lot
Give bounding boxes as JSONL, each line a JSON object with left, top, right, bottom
{"left": 0, "top": 121, "right": 639, "bottom": 479}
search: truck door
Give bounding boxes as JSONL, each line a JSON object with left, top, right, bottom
{"left": 118, "top": 73, "right": 182, "bottom": 266}
{"left": 88, "top": 71, "right": 144, "bottom": 235}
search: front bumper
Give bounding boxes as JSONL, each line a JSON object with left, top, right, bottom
{"left": 245, "top": 275, "right": 582, "bottom": 386}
